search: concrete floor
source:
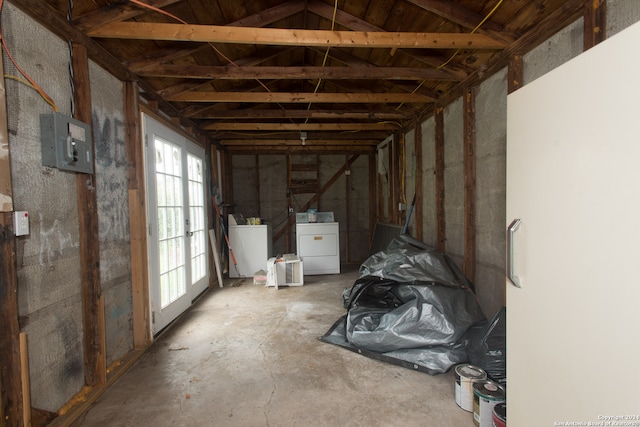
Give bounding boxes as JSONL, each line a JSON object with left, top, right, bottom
{"left": 73, "top": 268, "right": 476, "bottom": 427}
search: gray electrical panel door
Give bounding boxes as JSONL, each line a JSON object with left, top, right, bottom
{"left": 40, "top": 112, "right": 94, "bottom": 174}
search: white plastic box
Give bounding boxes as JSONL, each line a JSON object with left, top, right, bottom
{"left": 266, "top": 254, "right": 304, "bottom": 289}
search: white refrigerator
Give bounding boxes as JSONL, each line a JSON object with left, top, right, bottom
{"left": 506, "top": 20, "right": 640, "bottom": 425}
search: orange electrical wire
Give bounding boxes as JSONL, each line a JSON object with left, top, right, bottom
{"left": 0, "top": 0, "right": 58, "bottom": 111}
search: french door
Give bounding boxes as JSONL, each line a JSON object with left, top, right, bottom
{"left": 143, "top": 114, "right": 209, "bottom": 334}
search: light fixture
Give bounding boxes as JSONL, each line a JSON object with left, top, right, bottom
{"left": 300, "top": 131, "right": 307, "bottom": 146}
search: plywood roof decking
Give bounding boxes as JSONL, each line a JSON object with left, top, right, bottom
{"left": 15, "top": 0, "right": 587, "bottom": 152}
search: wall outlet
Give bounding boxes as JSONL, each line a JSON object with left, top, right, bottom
{"left": 14, "top": 211, "right": 29, "bottom": 236}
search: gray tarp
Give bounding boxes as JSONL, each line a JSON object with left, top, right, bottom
{"left": 321, "top": 235, "right": 486, "bottom": 375}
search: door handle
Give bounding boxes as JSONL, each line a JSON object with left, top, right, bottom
{"left": 507, "top": 218, "right": 521, "bottom": 288}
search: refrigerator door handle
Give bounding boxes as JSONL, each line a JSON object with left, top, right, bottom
{"left": 507, "top": 218, "right": 522, "bottom": 288}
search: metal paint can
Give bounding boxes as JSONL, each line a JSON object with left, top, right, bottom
{"left": 492, "top": 402, "right": 506, "bottom": 427}
{"left": 473, "top": 380, "right": 506, "bottom": 427}
{"left": 454, "top": 364, "right": 487, "bottom": 412}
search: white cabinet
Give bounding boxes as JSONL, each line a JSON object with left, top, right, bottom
{"left": 296, "top": 222, "right": 340, "bottom": 275}
{"left": 506, "top": 21, "right": 640, "bottom": 425}
{"left": 228, "top": 224, "right": 272, "bottom": 278}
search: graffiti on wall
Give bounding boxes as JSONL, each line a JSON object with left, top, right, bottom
{"left": 92, "top": 108, "right": 129, "bottom": 242}
{"left": 38, "top": 212, "right": 78, "bottom": 267}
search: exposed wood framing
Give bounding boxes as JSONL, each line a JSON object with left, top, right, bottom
{"left": 404, "top": 0, "right": 517, "bottom": 44}
{"left": 369, "top": 153, "right": 377, "bottom": 247}
{"left": 463, "top": 87, "right": 477, "bottom": 282}
{"left": 0, "top": 45, "right": 23, "bottom": 427}
{"left": 88, "top": 22, "right": 507, "bottom": 49}
{"left": 191, "top": 109, "right": 411, "bottom": 120}
{"left": 223, "top": 146, "right": 374, "bottom": 155}
{"left": 305, "top": 0, "right": 469, "bottom": 79}
{"left": 0, "top": 213, "right": 23, "bottom": 427}
{"left": 72, "top": 43, "right": 106, "bottom": 387}
{"left": 19, "top": 332, "right": 30, "bottom": 427}
{"left": 10, "top": 0, "right": 210, "bottom": 142}
{"left": 584, "top": 0, "right": 606, "bottom": 50}
{"left": 508, "top": 55, "right": 524, "bottom": 94}
{"left": 395, "top": 134, "right": 404, "bottom": 225}
{"left": 435, "top": 108, "right": 446, "bottom": 253}
{"left": 125, "top": 81, "right": 151, "bottom": 348}
{"left": 345, "top": 155, "right": 351, "bottom": 264}
{"left": 273, "top": 155, "right": 360, "bottom": 242}
{"left": 139, "top": 65, "right": 461, "bottom": 81}
{"left": 204, "top": 123, "right": 398, "bottom": 131}
{"left": 414, "top": 122, "right": 424, "bottom": 241}
{"left": 387, "top": 143, "right": 394, "bottom": 223}
{"left": 416, "top": 0, "right": 587, "bottom": 122}
{"left": 221, "top": 140, "right": 377, "bottom": 147}
{"left": 169, "top": 92, "right": 434, "bottom": 103}
{"left": 255, "top": 155, "right": 261, "bottom": 218}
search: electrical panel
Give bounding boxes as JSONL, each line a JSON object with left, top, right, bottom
{"left": 40, "top": 112, "right": 94, "bottom": 174}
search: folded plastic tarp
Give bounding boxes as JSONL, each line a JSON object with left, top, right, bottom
{"left": 321, "top": 235, "right": 486, "bottom": 375}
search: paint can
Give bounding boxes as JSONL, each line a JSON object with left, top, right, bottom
{"left": 454, "top": 364, "right": 487, "bottom": 412}
{"left": 473, "top": 380, "right": 506, "bottom": 427}
{"left": 492, "top": 402, "right": 506, "bottom": 427}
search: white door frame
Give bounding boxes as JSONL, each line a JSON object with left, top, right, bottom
{"left": 142, "top": 113, "right": 209, "bottom": 334}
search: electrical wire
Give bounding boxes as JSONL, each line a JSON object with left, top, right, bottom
{"left": 304, "top": 0, "right": 338, "bottom": 124}
{"left": 129, "top": 0, "right": 301, "bottom": 123}
{"left": 68, "top": 0, "right": 75, "bottom": 115}
{"left": 0, "top": 0, "right": 59, "bottom": 111}
{"left": 1, "top": 39, "right": 59, "bottom": 112}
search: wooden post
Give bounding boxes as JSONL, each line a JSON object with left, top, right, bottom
{"left": 463, "top": 87, "right": 477, "bottom": 282}
{"left": 584, "top": 0, "right": 606, "bottom": 51}
{"left": 387, "top": 141, "right": 394, "bottom": 223}
{"left": 414, "top": 122, "right": 423, "bottom": 241}
{"left": 368, "top": 153, "right": 377, "bottom": 248}
{"left": 0, "top": 213, "right": 24, "bottom": 427}
{"left": 19, "top": 333, "right": 31, "bottom": 427}
{"left": 434, "top": 108, "right": 446, "bottom": 253}
{"left": 508, "top": 55, "right": 524, "bottom": 94}
{"left": 1, "top": 39, "right": 24, "bottom": 426}
{"left": 125, "top": 81, "right": 151, "bottom": 349}
{"left": 72, "top": 42, "right": 106, "bottom": 386}
{"left": 345, "top": 155, "right": 350, "bottom": 263}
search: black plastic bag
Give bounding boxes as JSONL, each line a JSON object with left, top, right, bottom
{"left": 467, "top": 306, "right": 506, "bottom": 385}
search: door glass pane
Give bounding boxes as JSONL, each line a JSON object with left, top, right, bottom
{"left": 188, "top": 154, "right": 206, "bottom": 285}
{"left": 155, "top": 137, "right": 186, "bottom": 309}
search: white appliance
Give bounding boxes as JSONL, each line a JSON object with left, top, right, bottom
{"left": 266, "top": 254, "right": 304, "bottom": 289}
{"left": 228, "top": 215, "right": 272, "bottom": 278}
{"left": 506, "top": 21, "right": 640, "bottom": 425}
{"left": 296, "top": 222, "right": 340, "bottom": 275}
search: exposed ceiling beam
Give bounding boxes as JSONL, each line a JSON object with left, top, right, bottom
{"left": 167, "top": 92, "right": 435, "bottom": 103}
{"left": 88, "top": 23, "right": 507, "bottom": 49}
{"left": 306, "top": 0, "right": 470, "bottom": 78}
{"left": 224, "top": 145, "right": 375, "bottom": 154}
{"left": 227, "top": 0, "right": 306, "bottom": 27}
{"left": 220, "top": 139, "right": 378, "bottom": 146}
{"left": 212, "top": 130, "right": 390, "bottom": 140}
{"left": 191, "top": 109, "right": 412, "bottom": 120}
{"left": 138, "top": 65, "right": 462, "bottom": 81}
{"left": 72, "top": 0, "right": 180, "bottom": 32}
{"left": 203, "top": 123, "right": 399, "bottom": 131}
{"left": 404, "top": 0, "right": 517, "bottom": 43}
{"left": 126, "top": 2, "right": 305, "bottom": 71}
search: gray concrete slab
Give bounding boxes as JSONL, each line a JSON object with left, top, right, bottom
{"left": 73, "top": 268, "right": 475, "bottom": 427}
